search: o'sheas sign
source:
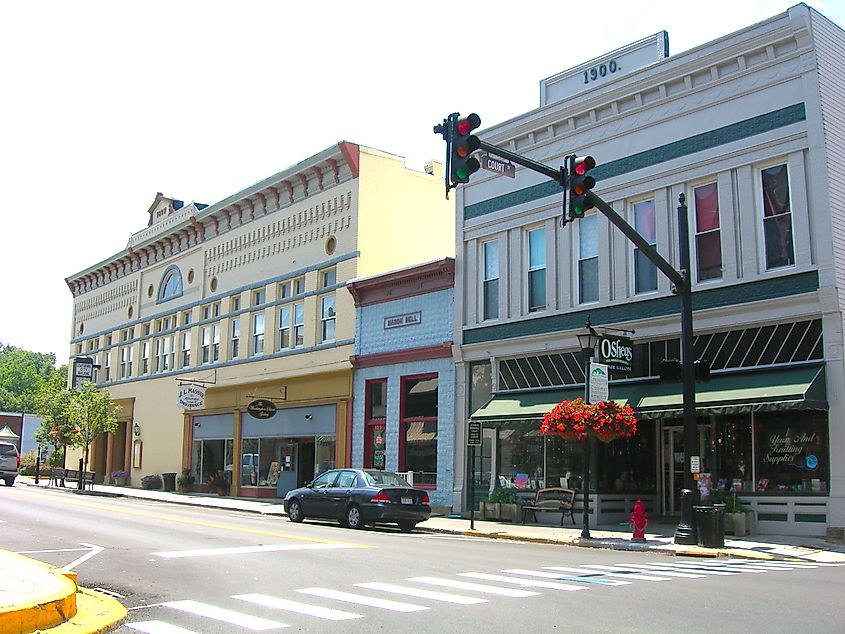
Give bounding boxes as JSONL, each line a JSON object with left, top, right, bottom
{"left": 599, "top": 335, "right": 634, "bottom": 373}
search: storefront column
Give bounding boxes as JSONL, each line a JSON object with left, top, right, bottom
{"left": 232, "top": 408, "right": 241, "bottom": 491}
{"left": 454, "top": 360, "right": 467, "bottom": 512}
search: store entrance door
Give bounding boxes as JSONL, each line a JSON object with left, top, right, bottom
{"left": 662, "top": 427, "right": 685, "bottom": 515}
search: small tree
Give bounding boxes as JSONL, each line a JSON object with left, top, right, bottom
{"left": 67, "top": 382, "right": 120, "bottom": 481}
{"left": 34, "top": 376, "right": 79, "bottom": 484}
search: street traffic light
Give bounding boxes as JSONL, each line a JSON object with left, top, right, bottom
{"left": 568, "top": 155, "right": 596, "bottom": 220}
{"left": 451, "top": 113, "right": 481, "bottom": 185}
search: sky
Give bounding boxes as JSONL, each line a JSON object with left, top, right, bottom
{"left": 2, "top": 0, "right": 843, "bottom": 367}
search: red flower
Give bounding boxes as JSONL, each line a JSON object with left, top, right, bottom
{"left": 540, "top": 398, "right": 637, "bottom": 443}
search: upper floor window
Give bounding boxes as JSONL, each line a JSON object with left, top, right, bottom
{"left": 633, "top": 200, "right": 657, "bottom": 294}
{"left": 693, "top": 183, "right": 722, "bottom": 281}
{"left": 578, "top": 214, "right": 598, "bottom": 304}
{"left": 230, "top": 319, "right": 240, "bottom": 359}
{"left": 527, "top": 227, "right": 546, "bottom": 312}
{"left": 293, "top": 302, "right": 305, "bottom": 348}
{"left": 320, "top": 295, "right": 336, "bottom": 343}
{"left": 230, "top": 295, "right": 241, "bottom": 312}
{"left": 201, "top": 327, "right": 211, "bottom": 365}
{"left": 482, "top": 240, "right": 499, "bottom": 321}
{"left": 212, "top": 302, "right": 221, "bottom": 318}
{"left": 252, "top": 313, "right": 265, "bottom": 356}
{"left": 212, "top": 324, "right": 220, "bottom": 362}
{"left": 321, "top": 268, "right": 337, "bottom": 288}
{"left": 293, "top": 277, "right": 305, "bottom": 295}
{"left": 158, "top": 266, "right": 183, "bottom": 303}
{"left": 182, "top": 311, "right": 192, "bottom": 326}
{"left": 253, "top": 289, "right": 266, "bottom": 306}
{"left": 278, "top": 281, "right": 291, "bottom": 299}
{"left": 181, "top": 331, "right": 191, "bottom": 367}
{"left": 141, "top": 342, "right": 149, "bottom": 375}
{"left": 278, "top": 306, "right": 290, "bottom": 350}
{"left": 761, "top": 164, "right": 795, "bottom": 270}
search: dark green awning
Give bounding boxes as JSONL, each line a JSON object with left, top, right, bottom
{"left": 470, "top": 366, "right": 826, "bottom": 427}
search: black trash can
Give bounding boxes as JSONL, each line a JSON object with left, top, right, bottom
{"left": 694, "top": 504, "right": 726, "bottom": 547}
{"left": 162, "top": 472, "right": 177, "bottom": 492}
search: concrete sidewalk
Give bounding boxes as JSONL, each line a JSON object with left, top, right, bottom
{"left": 5, "top": 475, "right": 845, "bottom": 633}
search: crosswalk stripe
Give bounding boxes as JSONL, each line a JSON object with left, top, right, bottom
{"left": 615, "top": 564, "right": 706, "bottom": 578}
{"left": 355, "top": 582, "right": 488, "bottom": 605}
{"left": 296, "top": 588, "right": 428, "bottom": 612}
{"left": 163, "top": 600, "right": 286, "bottom": 630}
{"left": 574, "top": 565, "right": 672, "bottom": 581}
{"left": 723, "top": 560, "right": 816, "bottom": 569}
{"left": 154, "top": 543, "right": 354, "bottom": 559}
{"left": 509, "top": 568, "right": 629, "bottom": 586}
{"left": 637, "top": 563, "right": 739, "bottom": 575}
{"left": 233, "top": 593, "right": 363, "bottom": 620}
{"left": 718, "top": 562, "right": 798, "bottom": 571}
{"left": 126, "top": 621, "right": 200, "bottom": 634}
{"left": 459, "top": 572, "right": 587, "bottom": 591}
{"left": 408, "top": 576, "right": 540, "bottom": 597}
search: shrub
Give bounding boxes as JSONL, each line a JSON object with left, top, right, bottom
{"left": 488, "top": 487, "right": 518, "bottom": 504}
{"left": 140, "top": 474, "right": 163, "bottom": 490}
{"left": 177, "top": 468, "right": 195, "bottom": 490}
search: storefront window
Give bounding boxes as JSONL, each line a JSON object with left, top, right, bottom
{"left": 315, "top": 436, "right": 336, "bottom": 475}
{"left": 192, "top": 438, "right": 234, "bottom": 484}
{"left": 596, "top": 421, "right": 657, "bottom": 493}
{"left": 705, "top": 416, "right": 753, "bottom": 494}
{"left": 400, "top": 375, "right": 438, "bottom": 487}
{"left": 754, "top": 412, "right": 829, "bottom": 493}
{"left": 498, "top": 428, "right": 583, "bottom": 491}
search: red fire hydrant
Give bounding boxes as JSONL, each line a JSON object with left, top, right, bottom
{"left": 630, "top": 499, "right": 648, "bottom": 542}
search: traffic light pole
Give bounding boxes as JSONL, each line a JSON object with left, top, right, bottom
{"left": 471, "top": 142, "right": 699, "bottom": 543}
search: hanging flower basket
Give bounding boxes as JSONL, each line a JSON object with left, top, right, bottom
{"left": 540, "top": 397, "right": 637, "bottom": 443}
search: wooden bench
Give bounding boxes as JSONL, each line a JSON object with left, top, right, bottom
{"left": 521, "top": 487, "right": 576, "bottom": 526}
{"left": 63, "top": 469, "right": 96, "bottom": 489}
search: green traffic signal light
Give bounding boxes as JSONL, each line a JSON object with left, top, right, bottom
{"left": 568, "top": 155, "right": 596, "bottom": 220}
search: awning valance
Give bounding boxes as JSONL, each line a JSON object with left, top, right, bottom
{"left": 470, "top": 366, "right": 827, "bottom": 427}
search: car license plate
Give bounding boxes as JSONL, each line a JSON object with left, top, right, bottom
{"left": 401, "top": 496, "right": 413, "bottom": 505}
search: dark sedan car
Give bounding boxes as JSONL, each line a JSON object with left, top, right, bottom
{"left": 283, "top": 469, "right": 431, "bottom": 532}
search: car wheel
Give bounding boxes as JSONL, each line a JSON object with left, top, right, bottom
{"left": 398, "top": 521, "right": 416, "bottom": 533}
{"left": 345, "top": 504, "right": 363, "bottom": 529}
{"left": 287, "top": 499, "right": 304, "bottom": 523}
{"left": 3, "top": 478, "right": 13, "bottom": 487}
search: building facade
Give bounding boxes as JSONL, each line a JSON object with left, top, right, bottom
{"left": 348, "top": 258, "right": 456, "bottom": 511}
{"left": 65, "top": 144, "right": 454, "bottom": 496}
{"left": 455, "top": 5, "right": 845, "bottom": 537}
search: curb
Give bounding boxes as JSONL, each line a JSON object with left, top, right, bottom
{"left": 45, "top": 587, "right": 127, "bottom": 633}
{"left": 0, "top": 553, "right": 78, "bottom": 634}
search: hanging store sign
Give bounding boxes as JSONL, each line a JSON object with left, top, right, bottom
{"left": 247, "top": 399, "right": 277, "bottom": 419}
{"left": 177, "top": 384, "right": 206, "bottom": 410}
{"left": 467, "top": 420, "right": 482, "bottom": 447}
{"left": 599, "top": 335, "right": 634, "bottom": 372}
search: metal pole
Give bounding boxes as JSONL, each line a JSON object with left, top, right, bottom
{"left": 581, "top": 319, "right": 593, "bottom": 540}
{"left": 674, "top": 192, "right": 698, "bottom": 544}
{"left": 469, "top": 444, "right": 476, "bottom": 530}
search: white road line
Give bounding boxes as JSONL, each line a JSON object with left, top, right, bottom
{"left": 163, "top": 600, "right": 287, "bottom": 630}
{"left": 63, "top": 543, "right": 104, "bottom": 572}
{"left": 355, "top": 582, "right": 488, "bottom": 605}
{"left": 408, "top": 577, "right": 539, "bottom": 597}
{"left": 718, "top": 561, "right": 799, "bottom": 571}
{"left": 153, "top": 543, "right": 354, "bottom": 559}
{"left": 633, "top": 563, "right": 738, "bottom": 576}
{"left": 502, "top": 566, "right": 631, "bottom": 586}
{"left": 234, "top": 594, "right": 363, "bottom": 621}
{"left": 127, "top": 621, "right": 200, "bottom": 634}
{"left": 458, "top": 572, "right": 587, "bottom": 591}
{"left": 614, "top": 564, "right": 706, "bottom": 578}
{"left": 296, "top": 588, "right": 428, "bottom": 613}
{"left": 576, "top": 565, "right": 672, "bottom": 581}
{"left": 722, "top": 559, "right": 820, "bottom": 569}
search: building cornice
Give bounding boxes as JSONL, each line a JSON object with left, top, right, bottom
{"left": 347, "top": 258, "right": 455, "bottom": 307}
{"left": 350, "top": 342, "right": 453, "bottom": 368}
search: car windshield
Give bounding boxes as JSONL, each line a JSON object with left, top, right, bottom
{"left": 362, "top": 471, "right": 411, "bottom": 488}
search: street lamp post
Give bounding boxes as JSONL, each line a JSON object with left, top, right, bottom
{"left": 577, "top": 318, "right": 601, "bottom": 539}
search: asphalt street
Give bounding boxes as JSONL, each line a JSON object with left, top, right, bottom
{"left": 1, "top": 484, "right": 842, "bottom": 633}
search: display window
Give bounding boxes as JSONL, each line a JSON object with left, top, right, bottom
{"left": 754, "top": 412, "right": 829, "bottom": 493}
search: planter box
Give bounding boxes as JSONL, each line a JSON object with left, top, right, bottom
{"left": 726, "top": 511, "right": 756, "bottom": 537}
{"left": 499, "top": 503, "right": 520, "bottom": 523}
{"left": 480, "top": 501, "right": 500, "bottom": 520}
{"left": 113, "top": 476, "right": 127, "bottom": 486}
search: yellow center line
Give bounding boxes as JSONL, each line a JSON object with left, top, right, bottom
{"left": 28, "top": 490, "right": 373, "bottom": 549}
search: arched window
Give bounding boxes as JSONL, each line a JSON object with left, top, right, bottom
{"left": 157, "top": 266, "right": 183, "bottom": 303}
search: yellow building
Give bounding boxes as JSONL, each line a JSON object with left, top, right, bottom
{"left": 65, "top": 143, "right": 453, "bottom": 496}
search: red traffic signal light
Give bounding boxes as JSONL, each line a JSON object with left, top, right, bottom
{"left": 451, "top": 113, "right": 481, "bottom": 184}
{"left": 568, "top": 155, "right": 596, "bottom": 220}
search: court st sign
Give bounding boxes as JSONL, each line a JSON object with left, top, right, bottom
{"left": 598, "top": 335, "right": 633, "bottom": 373}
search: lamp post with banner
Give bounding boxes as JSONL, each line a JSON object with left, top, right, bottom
{"left": 577, "top": 318, "right": 602, "bottom": 539}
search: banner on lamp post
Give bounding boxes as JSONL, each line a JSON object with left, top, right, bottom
{"left": 588, "top": 362, "right": 609, "bottom": 403}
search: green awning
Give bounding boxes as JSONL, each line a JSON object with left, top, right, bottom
{"left": 470, "top": 366, "right": 826, "bottom": 426}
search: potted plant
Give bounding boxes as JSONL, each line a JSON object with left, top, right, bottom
{"left": 177, "top": 469, "right": 195, "bottom": 493}
{"left": 720, "top": 491, "right": 755, "bottom": 537}
{"left": 140, "top": 473, "right": 163, "bottom": 490}
{"left": 208, "top": 471, "right": 230, "bottom": 496}
{"left": 111, "top": 470, "right": 128, "bottom": 486}
{"left": 482, "top": 487, "right": 520, "bottom": 522}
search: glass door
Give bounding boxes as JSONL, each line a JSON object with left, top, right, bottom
{"left": 662, "top": 427, "right": 684, "bottom": 515}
